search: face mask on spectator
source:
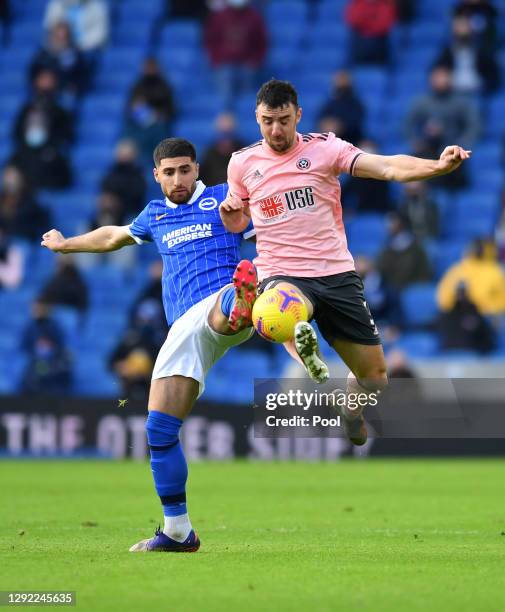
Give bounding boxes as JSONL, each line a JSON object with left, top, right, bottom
{"left": 228, "top": 0, "right": 249, "bottom": 7}
{"left": 25, "top": 126, "right": 48, "bottom": 147}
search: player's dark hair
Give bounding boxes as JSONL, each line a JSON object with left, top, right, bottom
{"left": 153, "top": 138, "right": 197, "bottom": 166}
{"left": 256, "top": 79, "right": 299, "bottom": 109}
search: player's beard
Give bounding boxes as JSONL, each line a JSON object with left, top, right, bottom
{"left": 268, "top": 134, "right": 294, "bottom": 153}
{"left": 166, "top": 184, "right": 195, "bottom": 204}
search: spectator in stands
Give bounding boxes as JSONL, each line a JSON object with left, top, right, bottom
{"left": 434, "top": 15, "right": 499, "bottom": 95}
{"left": 453, "top": 0, "right": 498, "bottom": 54}
{"left": 437, "top": 239, "right": 505, "bottom": 319}
{"left": 0, "top": 222, "right": 23, "bottom": 290}
{"left": 317, "top": 71, "right": 365, "bottom": 144}
{"left": 397, "top": 181, "right": 439, "bottom": 239}
{"left": 100, "top": 140, "right": 146, "bottom": 220}
{"left": 168, "top": 0, "right": 209, "bottom": 21}
{"left": 77, "top": 190, "right": 136, "bottom": 270}
{"left": 438, "top": 282, "right": 496, "bottom": 353}
{"left": 394, "top": 0, "right": 415, "bottom": 23}
{"left": 377, "top": 211, "right": 432, "bottom": 289}
{"left": 386, "top": 349, "right": 418, "bottom": 378}
{"left": 123, "top": 58, "right": 176, "bottom": 166}
{"left": 355, "top": 254, "right": 402, "bottom": 333}
{"left": 39, "top": 255, "right": 88, "bottom": 313}
{"left": 0, "top": 165, "right": 50, "bottom": 241}
{"left": 200, "top": 113, "right": 245, "bottom": 186}
{"left": 344, "top": 0, "right": 397, "bottom": 65}
{"left": 21, "top": 299, "right": 72, "bottom": 395}
{"left": 44, "top": 0, "right": 109, "bottom": 71}
{"left": 10, "top": 69, "right": 73, "bottom": 189}
{"left": 131, "top": 260, "right": 163, "bottom": 318}
{"left": 342, "top": 139, "right": 393, "bottom": 214}
{"left": 30, "top": 21, "right": 88, "bottom": 111}
{"left": 0, "top": 0, "right": 10, "bottom": 45}
{"left": 109, "top": 303, "right": 161, "bottom": 400}
{"left": 204, "top": 0, "right": 268, "bottom": 109}
{"left": 404, "top": 65, "right": 480, "bottom": 189}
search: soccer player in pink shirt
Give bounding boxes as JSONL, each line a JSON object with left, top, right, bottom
{"left": 220, "top": 79, "right": 471, "bottom": 445}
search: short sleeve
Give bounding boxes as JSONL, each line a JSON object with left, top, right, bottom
{"left": 127, "top": 204, "right": 153, "bottom": 245}
{"left": 227, "top": 153, "right": 249, "bottom": 200}
{"left": 326, "top": 133, "right": 365, "bottom": 176}
{"left": 242, "top": 218, "right": 255, "bottom": 240}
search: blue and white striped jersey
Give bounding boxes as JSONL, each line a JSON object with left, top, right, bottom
{"left": 128, "top": 181, "right": 254, "bottom": 325}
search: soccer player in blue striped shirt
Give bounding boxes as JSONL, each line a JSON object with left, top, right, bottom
{"left": 42, "top": 138, "right": 257, "bottom": 553}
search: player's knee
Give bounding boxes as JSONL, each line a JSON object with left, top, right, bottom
{"left": 349, "top": 367, "right": 388, "bottom": 393}
{"left": 145, "top": 411, "right": 181, "bottom": 448}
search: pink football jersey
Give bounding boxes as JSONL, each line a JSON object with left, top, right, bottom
{"left": 227, "top": 132, "right": 365, "bottom": 280}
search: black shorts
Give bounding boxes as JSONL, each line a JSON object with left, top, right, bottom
{"left": 258, "top": 271, "right": 382, "bottom": 347}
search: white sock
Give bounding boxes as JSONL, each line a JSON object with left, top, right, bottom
{"left": 346, "top": 372, "right": 373, "bottom": 417}
{"left": 163, "top": 513, "right": 192, "bottom": 542}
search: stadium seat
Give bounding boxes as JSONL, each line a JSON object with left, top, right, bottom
{"left": 448, "top": 193, "right": 500, "bottom": 240}
{"left": 426, "top": 240, "right": 467, "bottom": 279}
{"left": 266, "top": 1, "right": 308, "bottom": 26}
{"left": 160, "top": 20, "right": 201, "bottom": 48}
{"left": 316, "top": 0, "right": 347, "bottom": 22}
{"left": 400, "top": 283, "right": 439, "bottom": 328}
{"left": 395, "top": 332, "right": 440, "bottom": 358}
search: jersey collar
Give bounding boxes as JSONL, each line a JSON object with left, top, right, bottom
{"left": 164, "top": 180, "right": 207, "bottom": 208}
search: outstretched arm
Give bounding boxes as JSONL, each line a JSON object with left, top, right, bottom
{"left": 353, "top": 145, "right": 471, "bottom": 183}
{"left": 219, "top": 193, "right": 251, "bottom": 233}
{"left": 41, "top": 225, "right": 136, "bottom": 253}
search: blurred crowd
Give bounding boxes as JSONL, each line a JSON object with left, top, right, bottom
{"left": 0, "top": 0, "right": 504, "bottom": 397}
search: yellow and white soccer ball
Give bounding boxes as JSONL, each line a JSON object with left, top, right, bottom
{"left": 252, "top": 287, "right": 308, "bottom": 343}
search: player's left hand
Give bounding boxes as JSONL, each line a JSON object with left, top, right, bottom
{"left": 437, "top": 145, "right": 472, "bottom": 174}
{"left": 219, "top": 192, "right": 245, "bottom": 213}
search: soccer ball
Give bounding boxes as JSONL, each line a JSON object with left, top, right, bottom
{"left": 252, "top": 287, "right": 308, "bottom": 343}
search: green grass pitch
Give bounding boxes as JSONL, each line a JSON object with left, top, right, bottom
{"left": 1, "top": 459, "right": 505, "bottom": 611}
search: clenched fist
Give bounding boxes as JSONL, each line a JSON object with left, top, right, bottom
{"left": 41, "top": 229, "right": 67, "bottom": 252}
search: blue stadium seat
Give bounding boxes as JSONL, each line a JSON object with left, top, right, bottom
{"left": 266, "top": 1, "right": 308, "bottom": 26}
{"left": 299, "top": 46, "right": 344, "bottom": 74}
{"left": 160, "top": 20, "right": 201, "bottom": 48}
{"left": 269, "top": 22, "right": 305, "bottom": 51}
{"left": 400, "top": 283, "right": 438, "bottom": 327}
{"left": 76, "top": 117, "right": 120, "bottom": 146}
{"left": 51, "top": 306, "right": 82, "bottom": 344}
{"left": 266, "top": 47, "right": 300, "bottom": 78}
{"left": 99, "top": 47, "right": 144, "bottom": 74}
{"left": 79, "top": 94, "right": 125, "bottom": 124}
{"left": 0, "top": 94, "right": 25, "bottom": 122}
{"left": 426, "top": 240, "right": 466, "bottom": 279}
{"left": 158, "top": 46, "right": 202, "bottom": 75}
{"left": 352, "top": 67, "right": 388, "bottom": 99}
{"left": 309, "top": 21, "right": 348, "bottom": 48}
{"left": 407, "top": 22, "right": 448, "bottom": 47}
{"left": 347, "top": 214, "right": 388, "bottom": 245}
{"left": 316, "top": 0, "right": 347, "bottom": 22}
{"left": 181, "top": 92, "right": 222, "bottom": 121}
{"left": 395, "top": 332, "right": 440, "bottom": 358}
{"left": 113, "top": 19, "right": 152, "bottom": 48}
{"left": 9, "top": 22, "right": 43, "bottom": 47}
{"left": 448, "top": 193, "right": 500, "bottom": 240}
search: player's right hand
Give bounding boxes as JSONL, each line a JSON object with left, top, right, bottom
{"left": 41, "top": 229, "right": 66, "bottom": 252}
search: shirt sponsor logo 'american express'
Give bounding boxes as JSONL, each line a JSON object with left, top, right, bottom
{"left": 161, "top": 223, "right": 213, "bottom": 247}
